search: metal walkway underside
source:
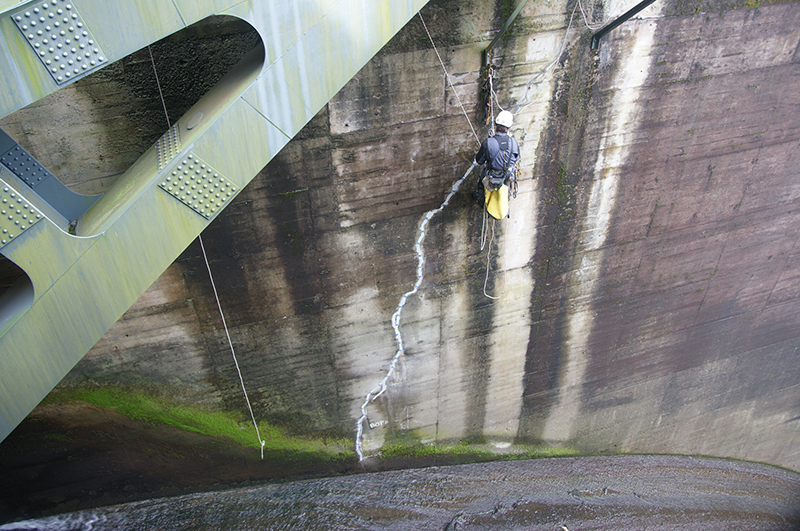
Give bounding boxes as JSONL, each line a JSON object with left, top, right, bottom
{"left": 0, "top": 0, "right": 429, "bottom": 442}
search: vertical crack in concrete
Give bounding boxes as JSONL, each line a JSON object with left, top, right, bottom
{"left": 355, "top": 163, "right": 475, "bottom": 459}
{"left": 541, "top": 18, "right": 659, "bottom": 442}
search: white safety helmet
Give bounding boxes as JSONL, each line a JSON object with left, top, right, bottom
{"left": 495, "top": 110, "right": 513, "bottom": 128}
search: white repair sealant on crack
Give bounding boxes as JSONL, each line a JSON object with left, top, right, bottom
{"left": 354, "top": 163, "right": 476, "bottom": 460}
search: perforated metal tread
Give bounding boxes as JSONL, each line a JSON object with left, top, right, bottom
{"left": 10, "top": 0, "right": 106, "bottom": 85}
{"left": 159, "top": 153, "right": 237, "bottom": 219}
{"left": 156, "top": 123, "right": 182, "bottom": 171}
{"left": 0, "top": 144, "right": 54, "bottom": 189}
{"left": 0, "top": 181, "right": 43, "bottom": 249}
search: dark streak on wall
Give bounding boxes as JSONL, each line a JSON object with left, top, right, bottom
{"left": 517, "top": 31, "right": 599, "bottom": 442}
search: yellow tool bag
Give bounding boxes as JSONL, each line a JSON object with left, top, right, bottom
{"left": 484, "top": 183, "right": 509, "bottom": 220}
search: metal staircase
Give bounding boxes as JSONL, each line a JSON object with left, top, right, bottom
{"left": 0, "top": 0, "right": 430, "bottom": 442}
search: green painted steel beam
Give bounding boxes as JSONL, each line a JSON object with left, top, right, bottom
{"left": 0, "top": 0, "right": 430, "bottom": 442}
{"left": 0, "top": 1, "right": 25, "bottom": 14}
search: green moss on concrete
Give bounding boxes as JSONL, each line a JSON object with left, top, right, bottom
{"left": 380, "top": 440, "right": 579, "bottom": 461}
{"left": 278, "top": 188, "right": 309, "bottom": 199}
{"left": 44, "top": 387, "right": 355, "bottom": 460}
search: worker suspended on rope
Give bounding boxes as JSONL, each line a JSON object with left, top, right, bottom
{"left": 474, "top": 110, "right": 520, "bottom": 220}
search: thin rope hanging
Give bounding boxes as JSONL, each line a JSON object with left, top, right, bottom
{"left": 507, "top": 0, "right": 608, "bottom": 116}
{"left": 422, "top": 13, "right": 507, "bottom": 298}
{"left": 506, "top": 2, "right": 580, "bottom": 116}
{"left": 488, "top": 71, "right": 498, "bottom": 134}
{"left": 148, "top": 48, "right": 266, "bottom": 459}
{"left": 198, "top": 237, "right": 266, "bottom": 458}
{"left": 148, "top": 46, "right": 171, "bottom": 129}
{"left": 578, "top": 0, "right": 605, "bottom": 30}
{"left": 419, "top": 12, "right": 481, "bottom": 146}
{"left": 482, "top": 217, "right": 506, "bottom": 300}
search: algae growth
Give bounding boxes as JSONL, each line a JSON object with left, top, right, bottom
{"left": 44, "top": 387, "right": 355, "bottom": 460}
{"left": 44, "top": 387, "right": 577, "bottom": 465}
{"left": 380, "top": 440, "right": 579, "bottom": 461}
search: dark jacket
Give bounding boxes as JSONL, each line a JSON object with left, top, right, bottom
{"left": 475, "top": 132, "right": 520, "bottom": 173}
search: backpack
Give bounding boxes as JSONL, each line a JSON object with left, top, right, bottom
{"left": 482, "top": 135, "right": 518, "bottom": 192}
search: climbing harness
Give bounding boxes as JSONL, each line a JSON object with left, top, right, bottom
{"left": 149, "top": 48, "right": 266, "bottom": 459}
{"left": 355, "top": 163, "right": 476, "bottom": 460}
{"left": 480, "top": 134, "right": 519, "bottom": 196}
{"left": 477, "top": 0, "right": 605, "bottom": 298}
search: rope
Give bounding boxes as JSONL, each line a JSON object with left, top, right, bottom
{"left": 480, "top": 205, "right": 489, "bottom": 251}
{"left": 483, "top": 215, "right": 511, "bottom": 300}
{"left": 488, "top": 71, "right": 498, "bottom": 135}
{"left": 509, "top": 0, "right": 604, "bottom": 117}
{"left": 147, "top": 46, "right": 171, "bottom": 129}
{"left": 474, "top": 170, "right": 505, "bottom": 303}
{"left": 508, "top": 0, "right": 607, "bottom": 115}
{"left": 483, "top": 218, "right": 503, "bottom": 300}
{"left": 355, "top": 163, "right": 476, "bottom": 460}
{"left": 199, "top": 237, "right": 266, "bottom": 459}
{"left": 418, "top": 13, "right": 481, "bottom": 146}
{"left": 506, "top": 2, "right": 580, "bottom": 116}
{"left": 578, "top": 0, "right": 605, "bottom": 30}
{"left": 147, "top": 47, "right": 266, "bottom": 458}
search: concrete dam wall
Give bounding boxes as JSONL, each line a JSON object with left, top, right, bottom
{"left": 3, "top": 0, "right": 799, "bottom": 476}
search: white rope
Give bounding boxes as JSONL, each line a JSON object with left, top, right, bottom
{"left": 355, "top": 163, "right": 476, "bottom": 460}
{"left": 483, "top": 218, "right": 504, "bottom": 300}
{"left": 480, "top": 204, "right": 489, "bottom": 251}
{"left": 419, "top": 13, "right": 481, "bottom": 146}
{"left": 509, "top": 0, "right": 609, "bottom": 114}
{"left": 511, "top": 3, "right": 580, "bottom": 116}
{"left": 578, "top": 0, "right": 605, "bottom": 30}
{"left": 148, "top": 48, "right": 265, "bottom": 458}
{"left": 199, "top": 237, "right": 266, "bottom": 459}
{"left": 508, "top": 0, "right": 601, "bottom": 117}
{"left": 147, "top": 46, "right": 171, "bottom": 129}
{"left": 492, "top": 92, "right": 506, "bottom": 115}
{"left": 488, "top": 72, "right": 499, "bottom": 135}
{"left": 483, "top": 214, "right": 511, "bottom": 300}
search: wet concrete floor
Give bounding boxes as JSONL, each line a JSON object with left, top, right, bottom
{"left": 2, "top": 455, "right": 799, "bottom": 530}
